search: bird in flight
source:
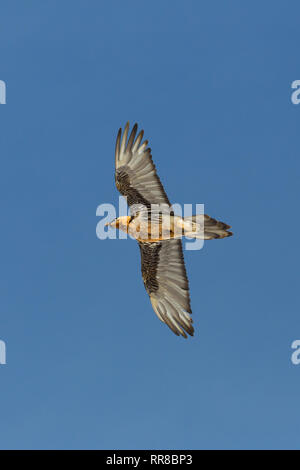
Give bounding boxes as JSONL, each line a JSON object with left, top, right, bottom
{"left": 106, "top": 122, "right": 232, "bottom": 338}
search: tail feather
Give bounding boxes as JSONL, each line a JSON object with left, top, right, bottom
{"left": 183, "top": 214, "right": 233, "bottom": 239}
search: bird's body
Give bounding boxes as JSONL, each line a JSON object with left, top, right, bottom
{"left": 111, "top": 213, "right": 193, "bottom": 242}
{"left": 107, "top": 122, "right": 233, "bottom": 338}
{"left": 112, "top": 212, "right": 231, "bottom": 243}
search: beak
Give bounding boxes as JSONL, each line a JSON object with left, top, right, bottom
{"left": 105, "top": 221, "right": 110, "bottom": 227}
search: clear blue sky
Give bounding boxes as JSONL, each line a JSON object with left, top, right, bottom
{"left": 1, "top": 1, "right": 300, "bottom": 450}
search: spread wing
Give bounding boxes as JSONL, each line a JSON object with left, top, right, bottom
{"left": 115, "top": 122, "right": 171, "bottom": 212}
{"left": 139, "top": 239, "right": 194, "bottom": 338}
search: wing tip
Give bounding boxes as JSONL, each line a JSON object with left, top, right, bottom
{"left": 115, "top": 127, "right": 122, "bottom": 163}
{"left": 151, "top": 294, "right": 194, "bottom": 339}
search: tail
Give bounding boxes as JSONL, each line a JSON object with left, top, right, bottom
{"left": 183, "top": 214, "right": 233, "bottom": 240}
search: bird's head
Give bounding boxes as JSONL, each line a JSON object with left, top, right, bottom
{"left": 105, "top": 216, "right": 131, "bottom": 231}
{"left": 105, "top": 217, "right": 119, "bottom": 228}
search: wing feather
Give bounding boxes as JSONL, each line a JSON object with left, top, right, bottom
{"left": 115, "top": 123, "right": 171, "bottom": 211}
{"left": 139, "top": 240, "right": 194, "bottom": 338}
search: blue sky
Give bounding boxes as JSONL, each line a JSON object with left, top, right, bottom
{"left": 1, "top": 1, "right": 300, "bottom": 450}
